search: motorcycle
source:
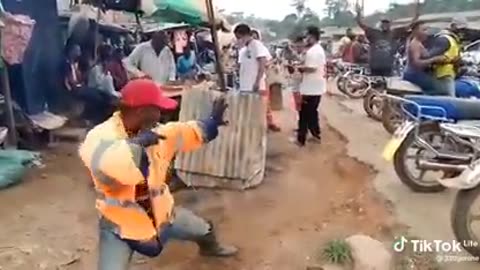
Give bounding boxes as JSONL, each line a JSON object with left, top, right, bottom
{"left": 382, "top": 95, "right": 480, "bottom": 193}
{"left": 362, "top": 77, "right": 389, "bottom": 121}
{"left": 381, "top": 79, "right": 423, "bottom": 134}
{"left": 326, "top": 58, "right": 341, "bottom": 80}
{"left": 335, "top": 62, "right": 370, "bottom": 99}
{"left": 388, "top": 118, "right": 480, "bottom": 258}
{"left": 381, "top": 76, "right": 480, "bottom": 134}
{"left": 451, "top": 157, "right": 480, "bottom": 258}
{"left": 361, "top": 53, "right": 407, "bottom": 120}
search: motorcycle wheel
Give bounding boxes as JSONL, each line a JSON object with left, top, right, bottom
{"left": 393, "top": 122, "right": 447, "bottom": 193}
{"left": 363, "top": 89, "right": 384, "bottom": 121}
{"left": 452, "top": 186, "right": 480, "bottom": 257}
{"left": 336, "top": 76, "right": 348, "bottom": 95}
{"left": 343, "top": 75, "right": 369, "bottom": 99}
{"left": 382, "top": 100, "right": 405, "bottom": 134}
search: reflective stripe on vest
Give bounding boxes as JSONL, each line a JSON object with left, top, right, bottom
{"left": 95, "top": 184, "right": 169, "bottom": 238}
{"left": 96, "top": 185, "right": 166, "bottom": 210}
{"left": 434, "top": 34, "right": 460, "bottom": 78}
{"left": 90, "top": 139, "right": 143, "bottom": 186}
{"left": 90, "top": 140, "right": 117, "bottom": 186}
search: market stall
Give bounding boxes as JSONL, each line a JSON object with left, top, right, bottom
{"left": 142, "top": 0, "right": 267, "bottom": 189}
{"left": 89, "top": 0, "right": 267, "bottom": 189}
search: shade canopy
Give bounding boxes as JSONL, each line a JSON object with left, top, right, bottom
{"left": 140, "top": 0, "right": 229, "bottom": 29}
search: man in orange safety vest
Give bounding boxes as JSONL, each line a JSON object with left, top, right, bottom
{"left": 79, "top": 79, "right": 237, "bottom": 270}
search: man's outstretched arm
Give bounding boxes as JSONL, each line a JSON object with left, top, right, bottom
{"left": 155, "top": 97, "right": 228, "bottom": 154}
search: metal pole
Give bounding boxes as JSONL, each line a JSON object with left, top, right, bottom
{"left": 1, "top": 65, "right": 17, "bottom": 147}
{"left": 205, "top": 0, "right": 226, "bottom": 91}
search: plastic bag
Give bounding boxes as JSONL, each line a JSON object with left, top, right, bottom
{"left": 0, "top": 150, "right": 39, "bottom": 189}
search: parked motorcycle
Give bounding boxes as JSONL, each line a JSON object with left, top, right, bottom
{"left": 326, "top": 58, "right": 341, "bottom": 80}
{"left": 382, "top": 95, "right": 480, "bottom": 193}
{"left": 335, "top": 62, "right": 370, "bottom": 98}
{"left": 382, "top": 76, "right": 480, "bottom": 134}
{"left": 381, "top": 79, "right": 423, "bottom": 134}
{"left": 362, "top": 77, "right": 388, "bottom": 121}
{"left": 451, "top": 162, "right": 480, "bottom": 257}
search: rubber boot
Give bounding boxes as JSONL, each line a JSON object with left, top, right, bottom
{"left": 196, "top": 223, "right": 238, "bottom": 257}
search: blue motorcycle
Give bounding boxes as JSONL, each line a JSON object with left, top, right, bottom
{"left": 383, "top": 92, "right": 480, "bottom": 259}
{"left": 381, "top": 76, "right": 480, "bottom": 134}
{"left": 383, "top": 92, "right": 480, "bottom": 192}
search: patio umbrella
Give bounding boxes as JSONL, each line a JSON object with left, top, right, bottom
{"left": 140, "top": 0, "right": 227, "bottom": 90}
{"left": 140, "top": 0, "right": 228, "bottom": 28}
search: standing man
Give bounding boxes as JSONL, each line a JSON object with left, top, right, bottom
{"left": 336, "top": 28, "right": 356, "bottom": 62}
{"left": 352, "top": 34, "right": 369, "bottom": 65}
{"left": 356, "top": 3, "right": 419, "bottom": 77}
{"left": 295, "top": 26, "right": 326, "bottom": 147}
{"left": 234, "top": 24, "right": 281, "bottom": 132}
{"left": 124, "top": 31, "right": 176, "bottom": 84}
{"left": 79, "top": 79, "right": 238, "bottom": 270}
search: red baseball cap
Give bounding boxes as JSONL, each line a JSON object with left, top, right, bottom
{"left": 121, "top": 79, "right": 178, "bottom": 110}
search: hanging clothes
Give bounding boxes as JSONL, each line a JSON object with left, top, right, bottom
{"left": 3, "top": 0, "right": 64, "bottom": 114}
{"left": 1, "top": 15, "right": 35, "bottom": 65}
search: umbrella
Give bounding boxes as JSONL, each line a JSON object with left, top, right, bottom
{"left": 140, "top": 0, "right": 228, "bottom": 29}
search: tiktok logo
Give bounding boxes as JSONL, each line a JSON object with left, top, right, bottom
{"left": 392, "top": 236, "right": 467, "bottom": 253}
{"left": 393, "top": 236, "right": 408, "bottom": 252}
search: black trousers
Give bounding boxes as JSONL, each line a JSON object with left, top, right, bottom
{"left": 297, "top": 95, "right": 321, "bottom": 144}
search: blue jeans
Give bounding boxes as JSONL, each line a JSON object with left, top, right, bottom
{"left": 434, "top": 77, "right": 456, "bottom": 97}
{"left": 403, "top": 69, "right": 436, "bottom": 94}
{"left": 97, "top": 207, "right": 210, "bottom": 270}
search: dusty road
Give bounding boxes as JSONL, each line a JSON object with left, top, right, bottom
{"left": 326, "top": 95, "right": 479, "bottom": 270}
{"left": 2, "top": 92, "right": 478, "bottom": 269}
{"left": 0, "top": 102, "right": 398, "bottom": 270}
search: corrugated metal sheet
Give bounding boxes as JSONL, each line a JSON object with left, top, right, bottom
{"left": 175, "top": 87, "right": 267, "bottom": 189}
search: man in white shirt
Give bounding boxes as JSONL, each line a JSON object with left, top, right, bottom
{"left": 124, "top": 31, "right": 176, "bottom": 84}
{"left": 295, "top": 26, "right": 326, "bottom": 147}
{"left": 234, "top": 24, "right": 280, "bottom": 131}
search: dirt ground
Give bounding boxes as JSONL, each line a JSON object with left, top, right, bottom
{"left": 0, "top": 112, "right": 398, "bottom": 270}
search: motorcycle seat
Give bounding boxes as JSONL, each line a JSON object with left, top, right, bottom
{"left": 386, "top": 78, "right": 422, "bottom": 95}
{"left": 404, "top": 95, "right": 480, "bottom": 121}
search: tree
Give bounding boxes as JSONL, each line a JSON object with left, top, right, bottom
{"left": 291, "top": 0, "right": 306, "bottom": 18}
{"left": 324, "top": 0, "right": 350, "bottom": 19}
{"left": 287, "top": 8, "right": 321, "bottom": 39}
{"left": 323, "top": 0, "right": 355, "bottom": 27}
{"left": 302, "top": 8, "right": 321, "bottom": 26}
{"left": 224, "top": 0, "right": 480, "bottom": 41}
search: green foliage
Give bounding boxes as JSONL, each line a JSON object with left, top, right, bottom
{"left": 223, "top": 0, "right": 480, "bottom": 41}
{"left": 322, "top": 239, "right": 352, "bottom": 265}
{"left": 291, "top": 0, "right": 306, "bottom": 17}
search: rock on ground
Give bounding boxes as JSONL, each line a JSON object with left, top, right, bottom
{"left": 346, "top": 234, "right": 392, "bottom": 270}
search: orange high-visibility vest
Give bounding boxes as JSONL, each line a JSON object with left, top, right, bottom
{"left": 79, "top": 112, "right": 205, "bottom": 241}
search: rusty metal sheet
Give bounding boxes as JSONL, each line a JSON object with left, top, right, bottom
{"left": 174, "top": 87, "right": 267, "bottom": 189}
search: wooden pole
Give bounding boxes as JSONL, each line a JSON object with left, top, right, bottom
{"left": 1, "top": 65, "right": 17, "bottom": 147}
{"left": 94, "top": 6, "right": 102, "bottom": 61}
{"left": 205, "top": 0, "right": 226, "bottom": 92}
